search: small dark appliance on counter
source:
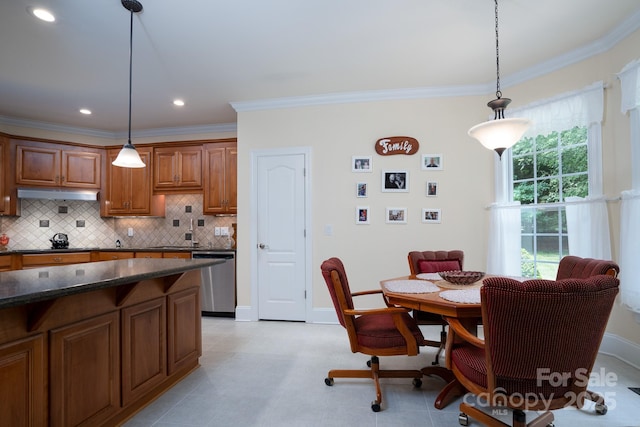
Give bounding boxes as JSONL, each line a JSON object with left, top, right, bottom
{"left": 50, "top": 233, "right": 69, "bottom": 249}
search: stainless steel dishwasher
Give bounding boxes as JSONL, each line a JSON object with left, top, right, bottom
{"left": 192, "top": 251, "right": 236, "bottom": 317}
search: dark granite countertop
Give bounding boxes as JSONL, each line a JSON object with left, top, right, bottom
{"left": 0, "top": 247, "right": 235, "bottom": 254}
{"left": 0, "top": 258, "right": 222, "bottom": 309}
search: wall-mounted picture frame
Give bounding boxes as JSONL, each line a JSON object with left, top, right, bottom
{"left": 352, "top": 156, "right": 372, "bottom": 172}
{"left": 422, "top": 208, "right": 441, "bottom": 223}
{"left": 356, "top": 206, "right": 370, "bottom": 224}
{"left": 381, "top": 170, "right": 409, "bottom": 192}
{"left": 426, "top": 181, "right": 438, "bottom": 197}
{"left": 356, "top": 182, "right": 368, "bottom": 198}
{"left": 386, "top": 207, "right": 407, "bottom": 224}
{"left": 422, "top": 154, "right": 443, "bottom": 170}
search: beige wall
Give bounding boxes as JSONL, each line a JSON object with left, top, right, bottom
{"left": 236, "top": 28, "right": 640, "bottom": 345}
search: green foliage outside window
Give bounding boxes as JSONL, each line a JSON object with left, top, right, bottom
{"left": 511, "top": 126, "right": 588, "bottom": 278}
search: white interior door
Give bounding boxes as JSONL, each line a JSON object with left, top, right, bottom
{"left": 256, "top": 152, "right": 307, "bottom": 321}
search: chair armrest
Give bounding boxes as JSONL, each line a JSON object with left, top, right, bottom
{"left": 344, "top": 306, "right": 410, "bottom": 316}
{"left": 445, "top": 317, "right": 485, "bottom": 348}
{"left": 351, "top": 289, "right": 383, "bottom": 297}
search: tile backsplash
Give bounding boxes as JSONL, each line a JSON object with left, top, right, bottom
{"left": 0, "top": 194, "right": 236, "bottom": 250}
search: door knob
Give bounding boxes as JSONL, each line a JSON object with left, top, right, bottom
{"left": 258, "top": 243, "right": 269, "bottom": 249}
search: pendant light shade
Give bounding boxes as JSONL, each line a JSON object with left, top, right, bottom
{"left": 468, "top": 0, "right": 531, "bottom": 159}
{"left": 113, "top": 0, "right": 146, "bottom": 168}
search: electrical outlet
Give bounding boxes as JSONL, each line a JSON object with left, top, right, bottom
{"left": 127, "top": 227, "right": 134, "bottom": 237}
{"left": 220, "top": 227, "right": 229, "bottom": 236}
{"left": 214, "top": 227, "right": 221, "bottom": 236}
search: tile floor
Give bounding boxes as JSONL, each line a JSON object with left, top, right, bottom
{"left": 123, "top": 318, "right": 640, "bottom": 427}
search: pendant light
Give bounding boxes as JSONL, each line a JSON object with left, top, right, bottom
{"left": 468, "top": 0, "right": 531, "bottom": 159}
{"left": 112, "top": 0, "right": 146, "bottom": 168}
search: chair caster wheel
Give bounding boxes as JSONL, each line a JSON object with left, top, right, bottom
{"left": 458, "top": 412, "right": 469, "bottom": 426}
{"left": 367, "top": 360, "right": 372, "bottom": 367}
{"left": 324, "top": 377, "right": 334, "bottom": 386}
{"left": 595, "top": 403, "right": 607, "bottom": 415}
{"left": 371, "top": 401, "right": 381, "bottom": 412}
{"left": 412, "top": 378, "right": 422, "bottom": 388}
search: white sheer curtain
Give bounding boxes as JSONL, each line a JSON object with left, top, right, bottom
{"left": 618, "top": 59, "right": 640, "bottom": 313}
{"left": 487, "top": 82, "right": 606, "bottom": 274}
{"left": 565, "top": 196, "right": 611, "bottom": 259}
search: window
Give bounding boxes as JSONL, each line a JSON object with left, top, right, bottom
{"left": 511, "top": 127, "right": 589, "bottom": 278}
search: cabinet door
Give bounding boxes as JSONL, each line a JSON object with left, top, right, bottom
{"left": 203, "top": 146, "right": 225, "bottom": 214}
{"left": 121, "top": 298, "right": 167, "bottom": 406}
{"left": 0, "top": 334, "right": 45, "bottom": 426}
{"left": 16, "top": 144, "right": 61, "bottom": 186}
{"left": 0, "top": 140, "right": 5, "bottom": 214}
{"left": 153, "top": 149, "right": 179, "bottom": 189}
{"left": 177, "top": 146, "right": 203, "bottom": 188}
{"left": 128, "top": 148, "right": 152, "bottom": 214}
{"left": 106, "top": 149, "right": 131, "bottom": 214}
{"left": 225, "top": 146, "right": 237, "bottom": 214}
{"left": 154, "top": 146, "right": 202, "bottom": 191}
{"left": 106, "top": 148, "right": 152, "bottom": 215}
{"left": 50, "top": 311, "right": 120, "bottom": 427}
{"left": 167, "top": 287, "right": 201, "bottom": 374}
{"left": 62, "top": 150, "right": 101, "bottom": 188}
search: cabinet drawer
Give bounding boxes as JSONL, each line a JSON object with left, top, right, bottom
{"left": 0, "top": 255, "right": 12, "bottom": 271}
{"left": 163, "top": 252, "right": 192, "bottom": 259}
{"left": 97, "top": 252, "right": 135, "bottom": 261}
{"left": 22, "top": 252, "right": 91, "bottom": 267}
{"left": 135, "top": 252, "right": 163, "bottom": 259}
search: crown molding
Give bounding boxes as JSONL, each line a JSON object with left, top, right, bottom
{"left": 0, "top": 114, "right": 237, "bottom": 140}
{"left": 233, "top": 10, "right": 640, "bottom": 113}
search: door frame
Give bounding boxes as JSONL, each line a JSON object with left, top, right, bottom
{"left": 249, "top": 146, "right": 312, "bottom": 322}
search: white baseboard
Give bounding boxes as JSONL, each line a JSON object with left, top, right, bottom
{"left": 233, "top": 306, "right": 338, "bottom": 323}
{"left": 599, "top": 332, "right": 640, "bottom": 369}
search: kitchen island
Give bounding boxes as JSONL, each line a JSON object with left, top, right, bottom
{"left": 0, "top": 257, "right": 221, "bottom": 426}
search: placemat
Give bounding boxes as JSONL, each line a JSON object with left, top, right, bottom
{"left": 434, "top": 279, "right": 483, "bottom": 290}
{"left": 439, "top": 289, "right": 481, "bottom": 304}
{"left": 415, "top": 273, "right": 442, "bottom": 281}
{"left": 384, "top": 279, "right": 440, "bottom": 293}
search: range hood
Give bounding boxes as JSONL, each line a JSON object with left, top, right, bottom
{"left": 17, "top": 188, "right": 99, "bottom": 201}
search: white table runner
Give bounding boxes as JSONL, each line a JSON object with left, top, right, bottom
{"left": 384, "top": 279, "right": 440, "bottom": 293}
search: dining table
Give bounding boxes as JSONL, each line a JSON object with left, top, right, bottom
{"left": 380, "top": 273, "right": 485, "bottom": 410}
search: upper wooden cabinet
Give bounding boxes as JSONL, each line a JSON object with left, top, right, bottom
{"left": 15, "top": 140, "right": 101, "bottom": 189}
{"left": 102, "top": 147, "right": 165, "bottom": 217}
{"left": 203, "top": 142, "right": 237, "bottom": 215}
{"left": 0, "top": 138, "right": 8, "bottom": 215}
{"left": 153, "top": 146, "right": 203, "bottom": 192}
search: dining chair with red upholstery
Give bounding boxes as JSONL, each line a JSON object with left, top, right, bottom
{"left": 556, "top": 255, "right": 619, "bottom": 279}
{"left": 407, "top": 250, "right": 464, "bottom": 365}
{"left": 445, "top": 274, "right": 619, "bottom": 427}
{"left": 321, "top": 257, "right": 428, "bottom": 412}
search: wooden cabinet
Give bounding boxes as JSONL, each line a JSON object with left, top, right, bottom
{"left": 97, "top": 251, "right": 135, "bottom": 261}
{"left": 121, "top": 298, "right": 167, "bottom": 406}
{"left": 163, "top": 251, "right": 192, "bottom": 259}
{"left": 135, "top": 251, "right": 163, "bottom": 259}
{"left": 15, "top": 141, "right": 101, "bottom": 189}
{"left": 0, "top": 334, "right": 45, "bottom": 426}
{"left": 49, "top": 311, "right": 120, "bottom": 427}
{"left": 0, "top": 138, "right": 9, "bottom": 215}
{"left": 153, "top": 146, "right": 203, "bottom": 192}
{"left": 103, "top": 147, "right": 165, "bottom": 217}
{"left": 22, "top": 252, "right": 91, "bottom": 268}
{"left": 0, "top": 255, "right": 12, "bottom": 271}
{"left": 203, "top": 142, "right": 237, "bottom": 215}
{"left": 167, "top": 287, "right": 201, "bottom": 374}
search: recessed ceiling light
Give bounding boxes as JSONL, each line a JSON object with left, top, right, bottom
{"left": 173, "top": 99, "right": 185, "bottom": 107}
{"left": 29, "top": 7, "right": 55, "bottom": 22}
{"left": 79, "top": 109, "right": 92, "bottom": 115}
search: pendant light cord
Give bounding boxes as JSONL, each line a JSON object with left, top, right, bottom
{"left": 127, "top": 8, "right": 134, "bottom": 144}
{"left": 494, "top": 0, "right": 502, "bottom": 100}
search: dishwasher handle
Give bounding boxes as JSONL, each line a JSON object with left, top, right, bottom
{"left": 193, "top": 253, "right": 235, "bottom": 260}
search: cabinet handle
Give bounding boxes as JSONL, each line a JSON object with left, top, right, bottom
{"left": 53, "top": 257, "right": 62, "bottom": 262}
{"left": 55, "top": 175, "right": 59, "bottom": 184}
{"left": 61, "top": 175, "right": 65, "bottom": 183}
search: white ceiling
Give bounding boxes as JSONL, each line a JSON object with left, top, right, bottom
{"left": 1, "top": 0, "right": 639, "bottom": 136}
